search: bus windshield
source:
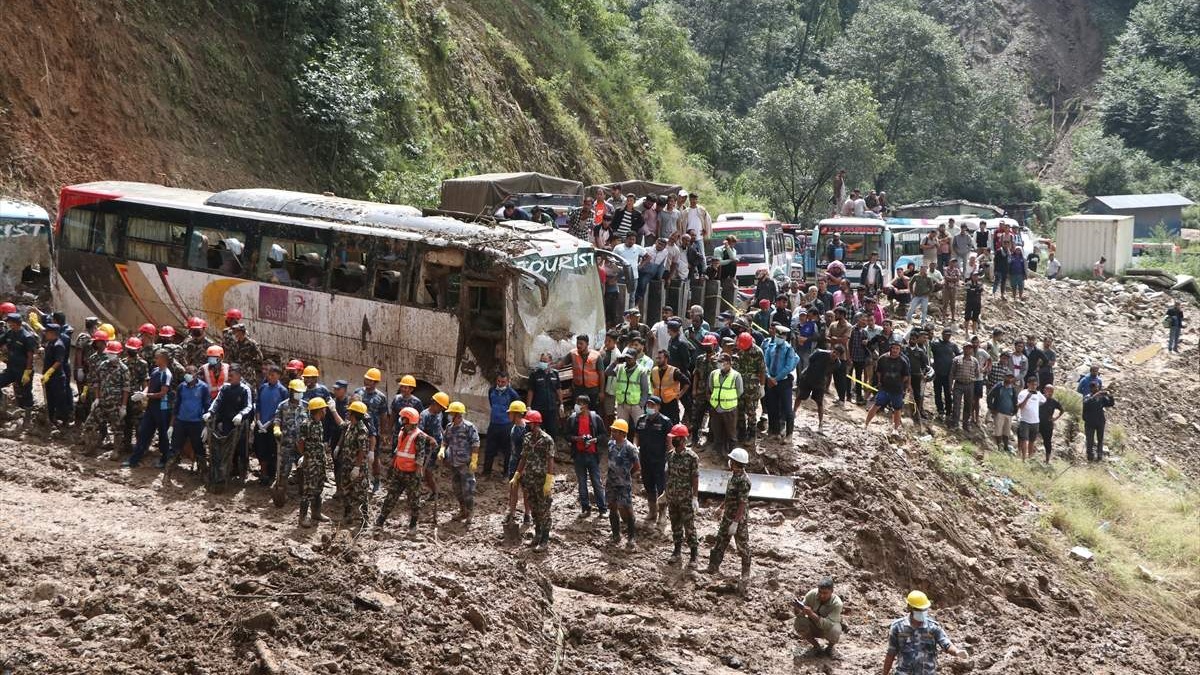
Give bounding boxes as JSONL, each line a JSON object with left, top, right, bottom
{"left": 818, "top": 227, "right": 882, "bottom": 264}
{"left": 707, "top": 228, "right": 766, "bottom": 261}
{"left": 515, "top": 249, "right": 604, "bottom": 367}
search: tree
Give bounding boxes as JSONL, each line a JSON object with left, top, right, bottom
{"left": 744, "top": 80, "right": 892, "bottom": 221}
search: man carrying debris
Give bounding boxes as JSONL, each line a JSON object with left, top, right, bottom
{"left": 882, "top": 591, "right": 969, "bottom": 674}
{"left": 793, "top": 577, "right": 843, "bottom": 658}
{"left": 605, "top": 418, "right": 641, "bottom": 548}
{"left": 378, "top": 406, "right": 435, "bottom": 532}
{"left": 297, "top": 397, "right": 331, "bottom": 527}
{"left": 664, "top": 423, "right": 699, "bottom": 566}
{"left": 706, "top": 447, "right": 752, "bottom": 594}
{"left": 513, "top": 410, "right": 555, "bottom": 551}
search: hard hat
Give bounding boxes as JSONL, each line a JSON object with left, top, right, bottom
{"left": 307, "top": 397, "right": 328, "bottom": 411}
{"left": 288, "top": 379, "right": 306, "bottom": 392}
{"left": 736, "top": 333, "right": 753, "bottom": 350}
{"left": 286, "top": 359, "right": 305, "bottom": 371}
{"left": 432, "top": 392, "right": 450, "bottom": 408}
{"left": 124, "top": 337, "right": 143, "bottom": 350}
{"left": 301, "top": 365, "right": 320, "bottom": 378}
{"left": 507, "top": 400, "right": 528, "bottom": 414}
{"left": 225, "top": 308, "right": 243, "bottom": 321}
{"left": 398, "top": 406, "right": 420, "bottom": 424}
{"left": 906, "top": 590, "right": 931, "bottom": 610}
{"left": 206, "top": 345, "right": 225, "bottom": 358}
{"left": 103, "top": 340, "right": 123, "bottom": 355}
{"left": 348, "top": 400, "right": 369, "bottom": 415}
{"left": 701, "top": 334, "right": 718, "bottom": 347}
{"left": 364, "top": 367, "right": 382, "bottom": 382}
{"left": 92, "top": 330, "right": 108, "bottom": 342}
{"left": 668, "top": 423, "right": 689, "bottom": 438}
{"left": 758, "top": 299, "right": 770, "bottom": 308}
{"left": 525, "top": 410, "right": 543, "bottom": 424}
{"left": 610, "top": 419, "right": 629, "bottom": 434}
{"left": 447, "top": 401, "right": 466, "bottom": 414}
{"left": 158, "top": 325, "right": 176, "bottom": 338}
{"left": 138, "top": 322, "right": 157, "bottom": 335}
{"left": 0, "top": 302, "right": 15, "bottom": 314}
{"left": 186, "top": 316, "right": 207, "bottom": 330}
{"left": 398, "top": 374, "right": 417, "bottom": 388}
{"left": 728, "top": 447, "right": 749, "bottom": 464}
{"left": 99, "top": 323, "right": 116, "bottom": 339}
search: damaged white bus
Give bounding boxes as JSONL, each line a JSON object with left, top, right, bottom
{"left": 52, "top": 182, "right": 605, "bottom": 420}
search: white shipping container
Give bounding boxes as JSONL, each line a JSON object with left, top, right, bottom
{"left": 1054, "top": 215, "right": 1135, "bottom": 276}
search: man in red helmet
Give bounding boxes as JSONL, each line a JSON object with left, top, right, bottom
{"left": 78, "top": 340, "right": 131, "bottom": 456}
{"left": 512, "top": 409, "right": 556, "bottom": 551}
{"left": 690, "top": 333, "right": 719, "bottom": 446}
{"left": 76, "top": 330, "right": 108, "bottom": 425}
{"left": 221, "top": 308, "right": 243, "bottom": 356}
{"left": 136, "top": 323, "right": 159, "bottom": 364}
{"left": 181, "top": 317, "right": 215, "bottom": 368}
{"left": 664, "top": 423, "right": 700, "bottom": 566}
{"left": 733, "top": 330, "right": 766, "bottom": 445}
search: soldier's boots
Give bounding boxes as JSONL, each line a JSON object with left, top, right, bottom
{"left": 608, "top": 511, "right": 621, "bottom": 544}
{"left": 407, "top": 514, "right": 418, "bottom": 533}
{"left": 646, "top": 496, "right": 658, "bottom": 522}
{"left": 374, "top": 512, "right": 388, "bottom": 528}
{"left": 687, "top": 545, "right": 699, "bottom": 568}
{"left": 668, "top": 543, "right": 683, "bottom": 564}
{"left": 737, "top": 561, "right": 752, "bottom": 595}
{"left": 463, "top": 509, "right": 473, "bottom": 529}
{"left": 534, "top": 531, "right": 549, "bottom": 552}
{"left": 522, "top": 512, "right": 531, "bottom": 527}
{"left": 705, "top": 547, "right": 724, "bottom": 574}
{"left": 299, "top": 500, "right": 313, "bottom": 528}
{"left": 625, "top": 517, "right": 636, "bottom": 550}
{"left": 312, "top": 497, "right": 329, "bottom": 523}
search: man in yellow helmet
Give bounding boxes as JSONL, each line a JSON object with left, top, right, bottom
{"left": 883, "top": 590, "right": 969, "bottom": 674}
{"left": 339, "top": 400, "right": 373, "bottom": 530}
{"left": 353, "top": 367, "right": 389, "bottom": 491}
{"left": 390, "top": 374, "right": 422, "bottom": 435}
{"left": 297, "top": 397, "right": 330, "bottom": 527}
{"left": 441, "top": 401, "right": 480, "bottom": 527}
{"left": 418, "top": 392, "right": 450, "bottom": 500}
{"left": 271, "top": 376, "right": 309, "bottom": 505}
{"left": 605, "top": 418, "right": 641, "bottom": 549}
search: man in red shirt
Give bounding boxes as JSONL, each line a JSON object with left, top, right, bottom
{"left": 566, "top": 395, "right": 608, "bottom": 516}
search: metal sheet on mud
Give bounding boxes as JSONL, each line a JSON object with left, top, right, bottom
{"left": 698, "top": 469, "right": 796, "bottom": 501}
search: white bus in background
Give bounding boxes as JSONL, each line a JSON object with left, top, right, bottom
{"left": 52, "top": 182, "right": 604, "bottom": 422}
{"left": 706, "top": 213, "right": 793, "bottom": 292}
{"left": 0, "top": 197, "right": 52, "bottom": 295}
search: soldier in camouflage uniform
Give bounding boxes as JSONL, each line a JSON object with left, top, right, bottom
{"left": 227, "top": 324, "right": 264, "bottom": 390}
{"left": 733, "top": 333, "right": 765, "bottom": 444}
{"left": 120, "top": 337, "right": 150, "bottom": 455}
{"left": 72, "top": 317, "right": 100, "bottom": 408}
{"left": 181, "top": 317, "right": 216, "bottom": 368}
{"left": 664, "top": 424, "right": 700, "bottom": 566}
{"left": 706, "top": 447, "right": 752, "bottom": 594}
{"left": 605, "top": 419, "right": 641, "bottom": 549}
{"left": 376, "top": 406, "right": 435, "bottom": 532}
{"left": 297, "top": 398, "right": 330, "bottom": 527}
{"left": 75, "top": 331, "right": 107, "bottom": 425}
{"left": 514, "top": 410, "right": 556, "bottom": 551}
{"left": 220, "top": 308, "right": 243, "bottom": 357}
{"left": 690, "top": 335, "right": 718, "bottom": 446}
{"left": 338, "top": 401, "right": 373, "bottom": 529}
{"left": 79, "top": 341, "right": 130, "bottom": 455}
{"left": 272, "top": 380, "right": 308, "bottom": 503}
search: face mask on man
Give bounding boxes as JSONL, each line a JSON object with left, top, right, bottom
{"left": 535, "top": 361, "right": 548, "bottom": 370}
{"left": 183, "top": 373, "right": 194, "bottom": 383}
{"left": 573, "top": 404, "right": 581, "bottom": 414}
{"left": 911, "top": 610, "right": 928, "bottom": 622}
{"left": 646, "top": 405, "right": 659, "bottom": 416}
{"left": 106, "top": 353, "right": 119, "bottom": 362}
{"left": 293, "top": 392, "right": 303, "bottom": 402}
{"left": 208, "top": 356, "right": 219, "bottom": 366}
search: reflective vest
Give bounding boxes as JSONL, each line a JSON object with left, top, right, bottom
{"left": 571, "top": 349, "right": 602, "bottom": 388}
{"left": 709, "top": 370, "right": 739, "bottom": 410}
{"left": 651, "top": 365, "right": 681, "bottom": 403}
{"left": 202, "top": 362, "right": 229, "bottom": 400}
{"left": 393, "top": 427, "right": 428, "bottom": 473}
{"left": 614, "top": 366, "right": 642, "bottom": 406}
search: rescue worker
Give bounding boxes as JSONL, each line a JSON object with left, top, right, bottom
{"left": 882, "top": 591, "right": 970, "bottom": 673}
{"left": 526, "top": 353, "right": 561, "bottom": 438}
{"left": 418, "top": 391, "right": 449, "bottom": 500}
{"left": 439, "top": 401, "right": 481, "bottom": 527}
{"left": 120, "top": 337, "right": 149, "bottom": 456}
{"left": 78, "top": 340, "right": 130, "bottom": 455}
{"left": 484, "top": 372, "right": 521, "bottom": 477}
{"left": 284, "top": 358, "right": 305, "bottom": 384}
{"left": 253, "top": 365, "right": 288, "bottom": 486}
{"left": 75, "top": 330, "right": 108, "bottom": 425}
{"left": 389, "top": 374, "right": 422, "bottom": 446}
{"left": 221, "top": 308, "right": 243, "bottom": 355}
{"left": 793, "top": 578, "right": 843, "bottom": 658}
{"left": 607, "top": 349, "right": 650, "bottom": 428}
{"left": 664, "top": 423, "right": 699, "bottom": 566}
{"left": 706, "top": 447, "right": 752, "bottom": 594}
{"left": 733, "top": 332, "right": 766, "bottom": 444}
{"left": 606, "top": 418, "right": 641, "bottom": 549}
{"left": 352, "top": 368, "right": 389, "bottom": 491}
{"left": 690, "top": 334, "right": 719, "bottom": 445}
{"left": 41, "top": 323, "right": 73, "bottom": 425}
{"left": 204, "top": 365, "right": 252, "bottom": 490}
{"left": 272, "top": 378, "right": 309, "bottom": 503}
{"left": 566, "top": 395, "right": 607, "bottom": 516}
{"left": 135, "top": 323, "right": 159, "bottom": 364}
{"left": 297, "top": 397, "right": 330, "bottom": 527}
{"left": 200, "top": 345, "right": 229, "bottom": 401}
{"left": 512, "top": 409, "right": 555, "bottom": 551}
{"left": 377, "top": 406, "right": 435, "bottom": 532}
{"left": 634, "top": 395, "right": 672, "bottom": 523}
{"left": 338, "top": 400, "right": 373, "bottom": 529}
{"left": 165, "top": 364, "right": 209, "bottom": 474}
{"left": 155, "top": 325, "right": 182, "bottom": 363}
{"left": 127, "top": 350, "right": 173, "bottom": 468}
{"left": 505, "top": 401, "right": 530, "bottom": 525}
{"left": 181, "top": 317, "right": 215, "bottom": 367}
{"left": 227, "top": 323, "right": 264, "bottom": 389}
{"left": 99, "top": 322, "right": 116, "bottom": 341}
{"left": 562, "top": 333, "right": 603, "bottom": 408}
{"left": 72, "top": 316, "right": 100, "bottom": 414}
{"left": 302, "top": 367, "right": 344, "bottom": 476}
{"left": 708, "top": 353, "right": 743, "bottom": 457}
{"left": 0, "top": 312, "right": 38, "bottom": 414}
{"left": 650, "top": 349, "right": 690, "bottom": 425}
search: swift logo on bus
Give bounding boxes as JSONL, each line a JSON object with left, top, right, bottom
{"left": 0, "top": 222, "right": 46, "bottom": 238}
{"left": 259, "top": 286, "right": 316, "bottom": 324}
{"left": 513, "top": 250, "right": 596, "bottom": 276}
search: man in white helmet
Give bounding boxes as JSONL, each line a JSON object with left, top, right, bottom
{"left": 705, "top": 447, "right": 752, "bottom": 594}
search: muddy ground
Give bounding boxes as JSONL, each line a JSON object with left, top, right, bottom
{"left": 2, "top": 275, "right": 1199, "bottom": 674}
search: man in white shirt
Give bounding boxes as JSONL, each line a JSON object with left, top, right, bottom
{"left": 636, "top": 238, "right": 672, "bottom": 303}
{"left": 853, "top": 194, "right": 867, "bottom": 217}
{"left": 1015, "top": 377, "right": 1045, "bottom": 463}
{"left": 1045, "top": 253, "right": 1062, "bottom": 279}
{"left": 841, "top": 192, "right": 856, "bottom": 216}
{"left": 649, "top": 306, "right": 677, "bottom": 356}
{"left": 613, "top": 232, "right": 647, "bottom": 304}
{"left": 683, "top": 192, "right": 712, "bottom": 242}
{"left": 667, "top": 233, "right": 690, "bottom": 281}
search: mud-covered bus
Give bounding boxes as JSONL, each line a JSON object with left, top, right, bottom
{"left": 0, "top": 197, "right": 52, "bottom": 295}
{"left": 52, "top": 182, "right": 605, "bottom": 422}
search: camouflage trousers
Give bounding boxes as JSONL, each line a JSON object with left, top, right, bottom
{"left": 378, "top": 470, "right": 421, "bottom": 522}
{"left": 712, "top": 515, "right": 751, "bottom": 566}
{"left": 81, "top": 399, "right": 125, "bottom": 452}
{"left": 342, "top": 474, "right": 372, "bottom": 524}
{"left": 301, "top": 456, "right": 327, "bottom": 500}
{"left": 668, "top": 498, "right": 698, "bottom": 548}
{"left": 522, "top": 477, "right": 552, "bottom": 533}
{"left": 737, "top": 394, "right": 761, "bottom": 442}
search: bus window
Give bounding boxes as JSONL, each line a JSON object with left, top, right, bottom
{"left": 62, "top": 208, "right": 93, "bottom": 251}
{"left": 372, "top": 238, "right": 410, "bottom": 302}
{"left": 94, "top": 213, "right": 121, "bottom": 256}
{"left": 258, "top": 229, "right": 330, "bottom": 289}
{"left": 188, "top": 217, "right": 249, "bottom": 277}
{"left": 411, "top": 247, "right": 463, "bottom": 310}
{"left": 330, "top": 232, "right": 371, "bottom": 295}
{"left": 126, "top": 215, "right": 186, "bottom": 265}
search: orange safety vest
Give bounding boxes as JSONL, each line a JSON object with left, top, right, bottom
{"left": 203, "top": 363, "right": 229, "bottom": 399}
{"left": 392, "top": 428, "right": 428, "bottom": 472}
{"left": 651, "top": 364, "right": 681, "bottom": 403}
{"left": 571, "top": 349, "right": 602, "bottom": 388}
